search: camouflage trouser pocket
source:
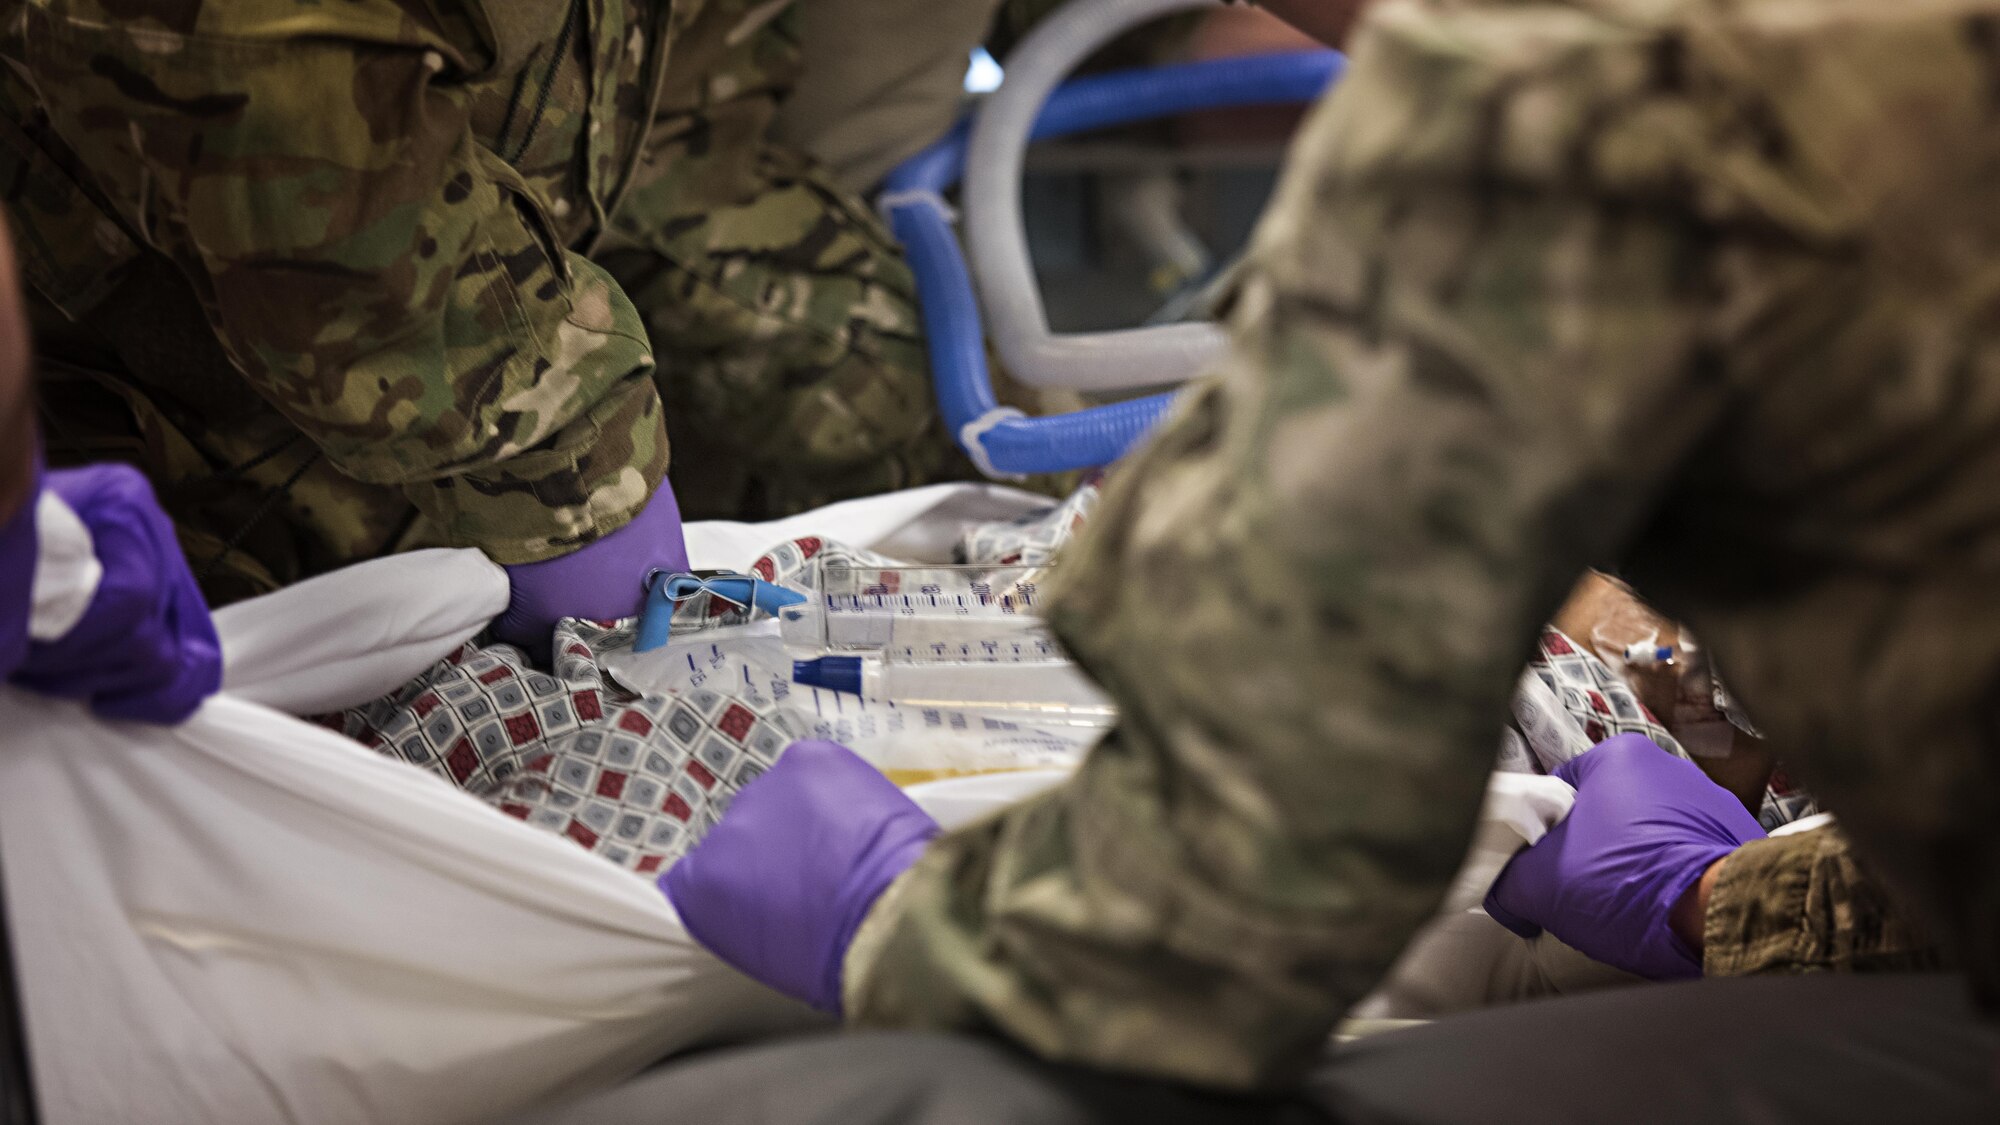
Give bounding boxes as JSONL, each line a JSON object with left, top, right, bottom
{"left": 588, "top": 0, "right": 968, "bottom": 517}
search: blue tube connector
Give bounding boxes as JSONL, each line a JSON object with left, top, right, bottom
{"left": 635, "top": 572, "right": 808, "bottom": 654}
{"left": 792, "top": 656, "right": 865, "bottom": 696}
{"left": 882, "top": 50, "right": 1344, "bottom": 477}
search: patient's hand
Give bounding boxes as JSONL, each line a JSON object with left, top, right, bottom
{"left": 1552, "top": 572, "right": 1772, "bottom": 810}
{"left": 1551, "top": 572, "right": 1683, "bottom": 722}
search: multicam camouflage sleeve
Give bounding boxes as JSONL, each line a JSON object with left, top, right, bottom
{"left": 14, "top": 0, "right": 666, "bottom": 564}
{"left": 840, "top": 0, "right": 1778, "bottom": 1088}
{"left": 1705, "top": 825, "right": 1943, "bottom": 978}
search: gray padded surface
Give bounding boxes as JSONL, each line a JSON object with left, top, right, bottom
{"left": 502, "top": 975, "right": 1999, "bottom": 1125}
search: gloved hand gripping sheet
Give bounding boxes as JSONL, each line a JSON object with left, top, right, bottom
{"left": 0, "top": 483, "right": 1065, "bottom": 1125}
{"left": 0, "top": 481, "right": 1747, "bottom": 1122}
{"left": 0, "top": 550, "right": 821, "bottom": 1125}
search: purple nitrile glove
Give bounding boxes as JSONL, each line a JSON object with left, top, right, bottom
{"left": 491, "top": 478, "right": 688, "bottom": 650}
{"left": 10, "top": 464, "right": 222, "bottom": 724}
{"left": 662, "top": 740, "right": 941, "bottom": 1014}
{"left": 1483, "top": 733, "right": 1766, "bottom": 980}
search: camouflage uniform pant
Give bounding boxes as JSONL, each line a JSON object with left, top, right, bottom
{"left": 591, "top": 0, "right": 972, "bottom": 525}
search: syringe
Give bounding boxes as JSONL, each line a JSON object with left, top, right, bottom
{"left": 792, "top": 655, "right": 1116, "bottom": 721}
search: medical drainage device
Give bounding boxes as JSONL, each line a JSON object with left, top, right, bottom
{"left": 781, "top": 561, "right": 1115, "bottom": 724}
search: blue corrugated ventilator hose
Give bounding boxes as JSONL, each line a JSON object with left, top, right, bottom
{"left": 880, "top": 49, "right": 1344, "bottom": 477}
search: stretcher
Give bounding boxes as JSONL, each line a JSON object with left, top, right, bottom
{"left": 506, "top": 976, "right": 2000, "bottom": 1125}
{"left": 0, "top": 481, "right": 1614, "bottom": 1125}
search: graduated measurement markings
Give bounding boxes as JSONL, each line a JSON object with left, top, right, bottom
{"left": 816, "top": 584, "right": 1061, "bottom": 663}
{"left": 824, "top": 584, "right": 1042, "bottom": 617}
{"left": 879, "top": 633, "right": 1067, "bottom": 664}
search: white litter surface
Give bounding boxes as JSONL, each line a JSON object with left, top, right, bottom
{"left": 0, "top": 482, "right": 1618, "bottom": 1122}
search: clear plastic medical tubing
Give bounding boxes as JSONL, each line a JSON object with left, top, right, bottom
{"left": 880, "top": 33, "right": 1341, "bottom": 472}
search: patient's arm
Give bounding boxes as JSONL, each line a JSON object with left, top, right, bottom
{"left": 1551, "top": 572, "right": 1776, "bottom": 811}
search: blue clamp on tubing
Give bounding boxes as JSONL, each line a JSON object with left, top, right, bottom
{"left": 635, "top": 571, "right": 808, "bottom": 654}
{"left": 880, "top": 50, "right": 1344, "bottom": 477}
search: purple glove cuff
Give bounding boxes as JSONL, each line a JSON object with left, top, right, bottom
{"left": 819, "top": 816, "right": 938, "bottom": 1015}
{"left": 494, "top": 479, "right": 688, "bottom": 650}
{"left": 1624, "top": 840, "right": 1737, "bottom": 979}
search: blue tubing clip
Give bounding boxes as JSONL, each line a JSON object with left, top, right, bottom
{"left": 635, "top": 570, "right": 808, "bottom": 654}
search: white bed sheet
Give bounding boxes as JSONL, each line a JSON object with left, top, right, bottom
{"left": 0, "top": 486, "right": 1049, "bottom": 1125}
{"left": 0, "top": 482, "right": 1602, "bottom": 1123}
